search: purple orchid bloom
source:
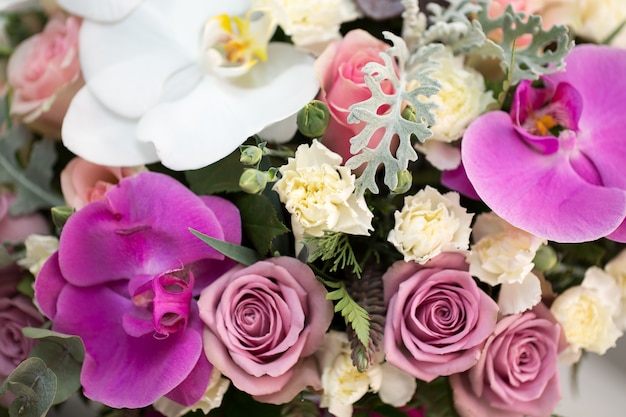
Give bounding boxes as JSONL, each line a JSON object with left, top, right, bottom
{"left": 461, "top": 45, "right": 626, "bottom": 243}
{"left": 34, "top": 171, "right": 241, "bottom": 408}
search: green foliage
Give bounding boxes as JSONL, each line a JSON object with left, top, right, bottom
{"left": 280, "top": 395, "right": 321, "bottom": 417}
{"left": 232, "top": 193, "right": 289, "bottom": 255}
{"left": 189, "top": 228, "right": 262, "bottom": 266}
{"left": 306, "top": 231, "right": 362, "bottom": 277}
{"left": 345, "top": 33, "right": 442, "bottom": 195}
{"left": 185, "top": 149, "right": 245, "bottom": 195}
{"left": 414, "top": 377, "right": 459, "bottom": 417}
{"left": 0, "top": 128, "right": 64, "bottom": 215}
{"left": 0, "top": 357, "right": 56, "bottom": 417}
{"left": 22, "top": 328, "right": 84, "bottom": 405}
{"left": 208, "top": 386, "right": 281, "bottom": 417}
{"left": 323, "top": 280, "right": 371, "bottom": 346}
{"left": 476, "top": 2, "right": 573, "bottom": 85}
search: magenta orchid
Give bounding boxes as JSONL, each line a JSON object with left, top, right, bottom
{"left": 34, "top": 172, "right": 241, "bottom": 408}
{"left": 461, "top": 45, "right": 626, "bottom": 243}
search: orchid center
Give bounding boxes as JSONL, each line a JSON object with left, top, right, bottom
{"left": 202, "top": 8, "right": 276, "bottom": 78}
{"left": 124, "top": 269, "right": 194, "bottom": 339}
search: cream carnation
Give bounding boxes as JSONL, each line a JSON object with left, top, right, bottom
{"left": 273, "top": 140, "right": 373, "bottom": 251}
{"left": 551, "top": 280, "right": 622, "bottom": 363}
{"left": 253, "top": 0, "right": 361, "bottom": 55}
{"left": 317, "top": 331, "right": 383, "bottom": 417}
{"left": 388, "top": 186, "right": 472, "bottom": 264}
{"left": 425, "top": 49, "right": 494, "bottom": 143}
{"left": 467, "top": 212, "right": 546, "bottom": 314}
{"left": 17, "top": 234, "right": 59, "bottom": 277}
{"left": 606, "top": 248, "right": 626, "bottom": 330}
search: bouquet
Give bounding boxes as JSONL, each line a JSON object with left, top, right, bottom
{"left": 1, "top": 0, "right": 626, "bottom": 416}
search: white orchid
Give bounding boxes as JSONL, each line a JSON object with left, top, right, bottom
{"left": 58, "top": 0, "right": 320, "bottom": 170}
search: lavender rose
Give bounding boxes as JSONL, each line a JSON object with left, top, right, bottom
{"left": 450, "top": 304, "right": 565, "bottom": 417}
{"left": 383, "top": 252, "right": 499, "bottom": 382}
{"left": 198, "top": 257, "right": 333, "bottom": 404}
{"left": 0, "top": 265, "right": 44, "bottom": 407}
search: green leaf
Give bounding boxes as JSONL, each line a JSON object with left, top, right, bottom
{"left": 0, "top": 357, "right": 57, "bottom": 417}
{"left": 189, "top": 228, "right": 262, "bottom": 266}
{"left": 325, "top": 281, "right": 371, "bottom": 346}
{"left": 22, "top": 328, "right": 84, "bottom": 405}
{"left": 0, "top": 128, "right": 65, "bottom": 215}
{"left": 305, "top": 231, "right": 362, "bottom": 277}
{"left": 345, "top": 34, "right": 442, "bottom": 195}
{"left": 232, "top": 193, "right": 289, "bottom": 256}
{"left": 185, "top": 150, "right": 245, "bottom": 195}
{"left": 414, "top": 377, "right": 459, "bottom": 417}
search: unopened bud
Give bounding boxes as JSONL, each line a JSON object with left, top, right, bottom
{"left": 401, "top": 104, "right": 417, "bottom": 123}
{"left": 297, "top": 100, "right": 330, "bottom": 138}
{"left": 240, "top": 145, "right": 264, "bottom": 165}
{"left": 533, "top": 244, "right": 558, "bottom": 272}
{"left": 51, "top": 206, "right": 74, "bottom": 229}
{"left": 239, "top": 169, "right": 268, "bottom": 194}
{"left": 392, "top": 169, "right": 413, "bottom": 194}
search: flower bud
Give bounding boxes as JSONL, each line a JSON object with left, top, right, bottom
{"left": 51, "top": 206, "right": 74, "bottom": 229}
{"left": 297, "top": 100, "right": 330, "bottom": 138}
{"left": 401, "top": 104, "right": 417, "bottom": 123}
{"left": 392, "top": 170, "right": 412, "bottom": 195}
{"left": 533, "top": 244, "right": 558, "bottom": 272}
{"left": 240, "top": 145, "right": 264, "bottom": 165}
{"left": 239, "top": 169, "right": 268, "bottom": 194}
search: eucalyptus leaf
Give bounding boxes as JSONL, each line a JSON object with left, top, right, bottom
{"left": 22, "top": 328, "right": 84, "bottom": 405}
{"left": 0, "top": 357, "right": 56, "bottom": 417}
{"left": 0, "top": 128, "right": 64, "bottom": 215}
{"left": 189, "top": 228, "right": 262, "bottom": 266}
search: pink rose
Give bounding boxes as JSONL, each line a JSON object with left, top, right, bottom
{"left": 7, "top": 14, "right": 83, "bottom": 138}
{"left": 198, "top": 257, "right": 333, "bottom": 404}
{"left": 0, "top": 193, "right": 49, "bottom": 244}
{"left": 60, "top": 157, "right": 145, "bottom": 209}
{"left": 450, "top": 303, "right": 565, "bottom": 417}
{"left": 0, "top": 265, "right": 45, "bottom": 407}
{"left": 314, "top": 29, "right": 392, "bottom": 164}
{"left": 383, "top": 252, "right": 499, "bottom": 382}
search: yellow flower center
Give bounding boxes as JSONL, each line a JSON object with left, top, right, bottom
{"left": 204, "top": 9, "right": 276, "bottom": 77}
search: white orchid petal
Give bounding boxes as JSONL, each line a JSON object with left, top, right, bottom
{"left": 498, "top": 273, "right": 542, "bottom": 315}
{"left": 258, "top": 113, "right": 298, "bottom": 144}
{"left": 137, "top": 43, "right": 318, "bottom": 170}
{"left": 57, "top": 0, "right": 142, "bottom": 22}
{"left": 62, "top": 87, "right": 159, "bottom": 166}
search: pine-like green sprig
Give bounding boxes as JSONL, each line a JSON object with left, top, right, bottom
{"left": 345, "top": 263, "right": 386, "bottom": 372}
{"left": 305, "top": 231, "right": 363, "bottom": 278}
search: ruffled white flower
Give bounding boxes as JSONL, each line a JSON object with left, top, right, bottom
{"left": 551, "top": 268, "right": 623, "bottom": 364}
{"left": 605, "top": 248, "right": 626, "bottom": 330}
{"left": 152, "top": 368, "right": 230, "bottom": 417}
{"left": 252, "top": 0, "right": 361, "bottom": 55}
{"left": 58, "top": 0, "right": 319, "bottom": 171}
{"left": 467, "top": 212, "right": 545, "bottom": 314}
{"left": 17, "top": 234, "right": 59, "bottom": 277}
{"left": 388, "top": 186, "right": 472, "bottom": 264}
{"left": 273, "top": 140, "right": 373, "bottom": 251}
{"left": 316, "top": 332, "right": 415, "bottom": 417}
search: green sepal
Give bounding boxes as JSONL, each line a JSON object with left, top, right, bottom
{"left": 189, "top": 228, "right": 262, "bottom": 266}
{"left": 0, "top": 357, "right": 57, "bottom": 417}
{"left": 22, "top": 328, "right": 84, "bottom": 405}
{"left": 50, "top": 206, "right": 74, "bottom": 230}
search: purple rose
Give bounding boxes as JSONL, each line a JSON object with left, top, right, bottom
{"left": 450, "top": 304, "right": 565, "bottom": 417}
{"left": 34, "top": 172, "right": 241, "bottom": 408}
{"left": 198, "top": 257, "right": 333, "bottom": 404}
{"left": 0, "top": 193, "right": 49, "bottom": 244}
{"left": 383, "top": 252, "right": 499, "bottom": 382}
{"left": 0, "top": 265, "right": 45, "bottom": 407}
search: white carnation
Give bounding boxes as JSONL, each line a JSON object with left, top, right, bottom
{"left": 388, "top": 186, "right": 472, "bottom": 264}
{"left": 17, "top": 234, "right": 59, "bottom": 277}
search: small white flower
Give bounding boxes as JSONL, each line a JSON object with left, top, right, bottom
{"left": 317, "top": 331, "right": 382, "bottom": 417}
{"left": 17, "top": 234, "right": 59, "bottom": 277}
{"left": 252, "top": 0, "right": 361, "bottom": 55}
{"left": 273, "top": 140, "right": 373, "bottom": 251}
{"left": 467, "top": 212, "right": 546, "bottom": 314}
{"left": 152, "top": 367, "right": 230, "bottom": 417}
{"left": 605, "top": 248, "right": 626, "bottom": 330}
{"left": 551, "top": 277, "right": 623, "bottom": 363}
{"left": 388, "top": 186, "right": 472, "bottom": 264}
